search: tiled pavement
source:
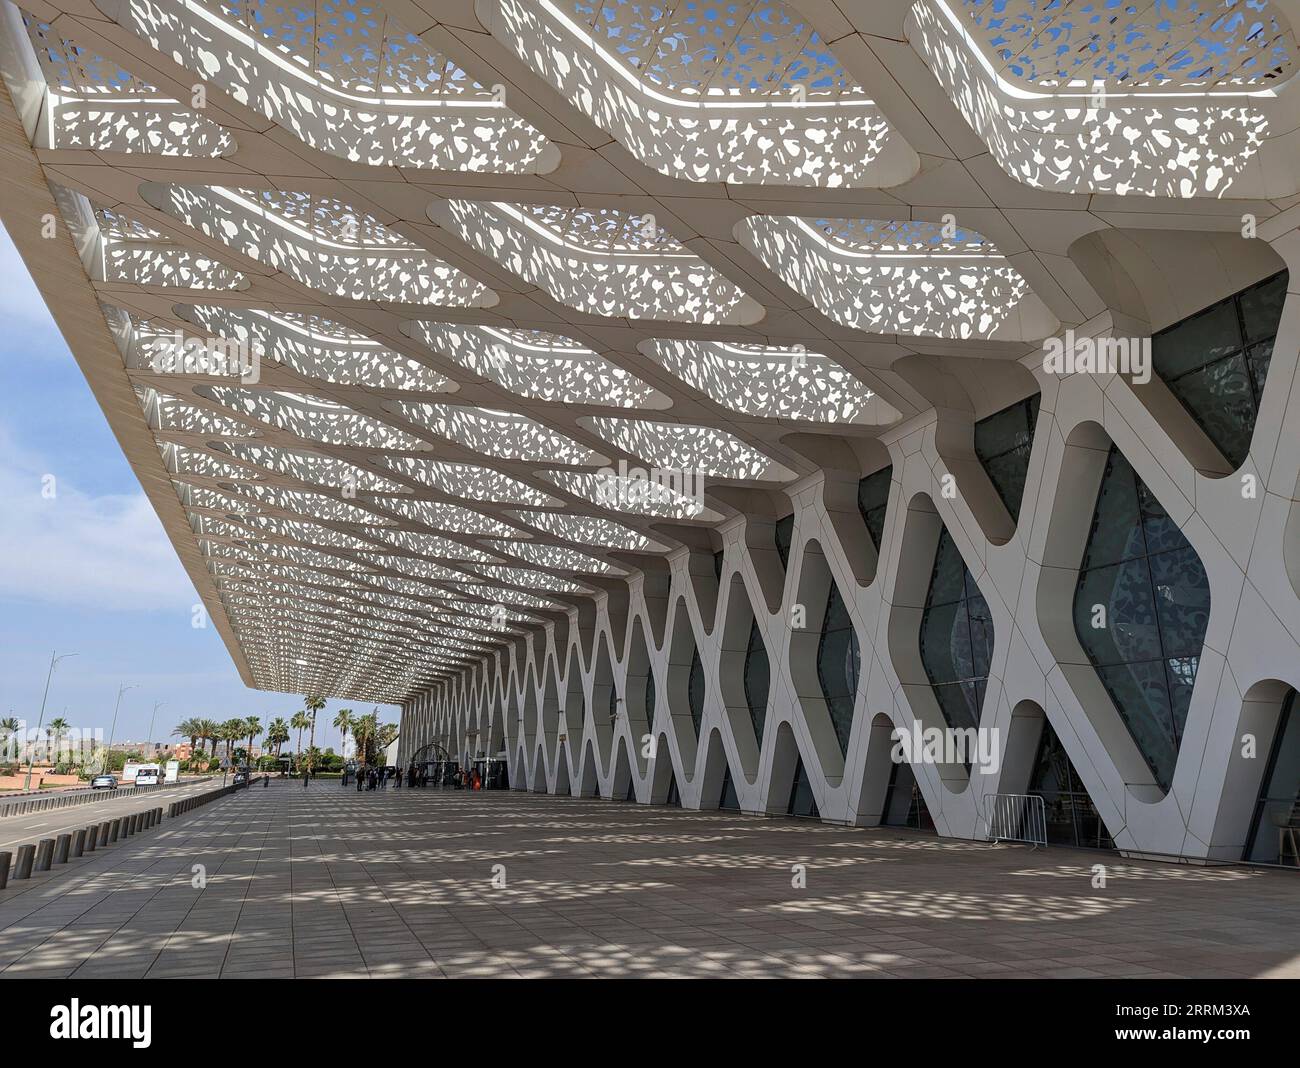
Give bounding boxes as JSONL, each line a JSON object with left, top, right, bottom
{"left": 0, "top": 780, "right": 1296, "bottom": 979}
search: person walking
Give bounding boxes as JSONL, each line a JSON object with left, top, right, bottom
{"left": 356, "top": 767, "right": 365, "bottom": 792}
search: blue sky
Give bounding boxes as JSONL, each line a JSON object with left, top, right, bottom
{"left": 0, "top": 222, "right": 398, "bottom": 752}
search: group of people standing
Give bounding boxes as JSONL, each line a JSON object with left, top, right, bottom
{"left": 350, "top": 765, "right": 397, "bottom": 791}
{"left": 345, "top": 762, "right": 486, "bottom": 791}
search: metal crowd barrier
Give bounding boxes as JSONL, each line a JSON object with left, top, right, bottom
{"left": 983, "top": 792, "right": 1048, "bottom": 850}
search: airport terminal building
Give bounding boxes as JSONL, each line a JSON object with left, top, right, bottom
{"left": 3, "top": 0, "right": 1298, "bottom": 867}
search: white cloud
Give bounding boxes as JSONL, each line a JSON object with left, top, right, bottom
{"left": 0, "top": 426, "right": 197, "bottom": 612}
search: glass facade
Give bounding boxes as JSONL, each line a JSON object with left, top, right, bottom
{"left": 1026, "top": 719, "right": 1113, "bottom": 850}
{"left": 646, "top": 669, "right": 656, "bottom": 730}
{"left": 774, "top": 513, "right": 794, "bottom": 570}
{"left": 719, "top": 764, "right": 740, "bottom": 811}
{"left": 973, "top": 395, "right": 1040, "bottom": 522}
{"left": 743, "top": 618, "right": 769, "bottom": 745}
{"left": 786, "top": 756, "right": 819, "bottom": 818}
{"left": 1152, "top": 270, "right": 1287, "bottom": 469}
{"left": 857, "top": 465, "right": 892, "bottom": 552}
{"left": 816, "top": 580, "right": 860, "bottom": 756}
{"left": 919, "top": 528, "right": 994, "bottom": 734}
{"left": 1244, "top": 688, "right": 1300, "bottom": 866}
{"left": 1073, "top": 446, "right": 1210, "bottom": 793}
{"left": 687, "top": 647, "right": 705, "bottom": 733}
{"left": 881, "top": 760, "right": 934, "bottom": 831}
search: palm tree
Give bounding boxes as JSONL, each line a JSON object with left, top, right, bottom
{"left": 220, "top": 718, "right": 245, "bottom": 766}
{"left": 243, "top": 716, "right": 262, "bottom": 762}
{"left": 1, "top": 716, "right": 20, "bottom": 763}
{"left": 290, "top": 712, "right": 310, "bottom": 767}
{"left": 376, "top": 721, "right": 399, "bottom": 763}
{"left": 353, "top": 710, "right": 379, "bottom": 767}
{"left": 333, "top": 708, "right": 354, "bottom": 761}
{"left": 302, "top": 696, "right": 325, "bottom": 781}
{"left": 173, "top": 717, "right": 201, "bottom": 752}
{"left": 266, "top": 717, "right": 290, "bottom": 758}
{"left": 46, "top": 716, "right": 70, "bottom": 763}
{"left": 196, "top": 718, "right": 219, "bottom": 756}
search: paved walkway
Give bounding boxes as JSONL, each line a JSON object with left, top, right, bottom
{"left": 0, "top": 781, "right": 1296, "bottom": 979}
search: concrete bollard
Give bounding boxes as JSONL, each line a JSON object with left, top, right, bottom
{"left": 72, "top": 829, "right": 86, "bottom": 857}
{"left": 84, "top": 826, "right": 97, "bottom": 852}
{"left": 97, "top": 823, "right": 109, "bottom": 848}
{"left": 54, "top": 835, "right": 71, "bottom": 864}
{"left": 0, "top": 851, "right": 10, "bottom": 889}
{"left": 108, "top": 819, "right": 120, "bottom": 843}
{"left": 14, "top": 844, "right": 35, "bottom": 880}
{"left": 34, "top": 839, "right": 54, "bottom": 872}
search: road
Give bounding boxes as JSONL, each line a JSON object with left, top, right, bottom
{"left": 0, "top": 779, "right": 219, "bottom": 850}
{"left": 0, "top": 777, "right": 210, "bottom": 813}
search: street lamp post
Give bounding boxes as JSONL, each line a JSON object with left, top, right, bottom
{"left": 146, "top": 701, "right": 163, "bottom": 759}
{"left": 25, "top": 651, "right": 76, "bottom": 793}
{"left": 103, "top": 683, "right": 137, "bottom": 775}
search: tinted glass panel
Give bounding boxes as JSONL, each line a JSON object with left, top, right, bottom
{"left": 857, "top": 466, "right": 892, "bottom": 553}
{"left": 1074, "top": 447, "right": 1210, "bottom": 792}
{"left": 1152, "top": 270, "right": 1287, "bottom": 468}
{"left": 1245, "top": 689, "right": 1300, "bottom": 865}
{"left": 920, "top": 527, "right": 995, "bottom": 736}
{"left": 787, "top": 756, "right": 819, "bottom": 818}
{"left": 688, "top": 647, "right": 705, "bottom": 733}
{"left": 719, "top": 764, "right": 740, "bottom": 811}
{"left": 973, "top": 395, "right": 1040, "bottom": 522}
{"left": 774, "top": 514, "right": 794, "bottom": 571}
{"left": 881, "top": 760, "right": 934, "bottom": 830}
{"left": 1027, "top": 719, "right": 1114, "bottom": 850}
{"left": 817, "top": 581, "right": 860, "bottom": 756}
{"left": 743, "top": 618, "right": 769, "bottom": 745}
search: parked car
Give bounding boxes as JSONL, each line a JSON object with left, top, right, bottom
{"left": 232, "top": 769, "right": 249, "bottom": 785}
{"left": 90, "top": 774, "right": 116, "bottom": 790}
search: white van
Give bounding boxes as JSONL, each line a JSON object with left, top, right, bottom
{"left": 132, "top": 765, "right": 162, "bottom": 786}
